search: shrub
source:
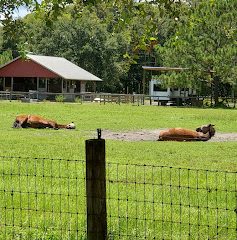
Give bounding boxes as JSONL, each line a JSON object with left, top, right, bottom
{"left": 55, "top": 95, "right": 65, "bottom": 102}
{"left": 75, "top": 96, "right": 81, "bottom": 103}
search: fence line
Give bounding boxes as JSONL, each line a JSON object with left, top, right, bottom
{"left": 1, "top": 90, "right": 236, "bottom": 107}
{"left": 0, "top": 156, "right": 87, "bottom": 240}
{"left": 106, "top": 163, "right": 237, "bottom": 239}
{"left": 0, "top": 155, "right": 237, "bottom": 239}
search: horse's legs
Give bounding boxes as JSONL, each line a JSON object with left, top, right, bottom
{"left": 47, "top": 121, "right": 59, "bottom": 130}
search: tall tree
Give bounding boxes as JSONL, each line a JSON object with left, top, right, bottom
{"left": 0, "top": 0, "right": 181, "bottom": 51}
{"left": 158, "top": 0, "right": 237, "bottom": 106}
{"left": 1, "top": 0, "right": 190, "bottom": 93}
{"left": 25, "top": 10, "right": 131, "bottom": 92}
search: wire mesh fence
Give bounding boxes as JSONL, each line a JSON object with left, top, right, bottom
{"left": 0, "top": 156, "right": 87, "bottom": 240}
{"left": 0, "top": 156, "right": 237, "bottom": 239}
{"left": 106, "top": 163, "right": 237, "bottom": 239}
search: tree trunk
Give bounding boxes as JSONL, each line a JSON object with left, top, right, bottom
{"left": 213, "top": 76, "right": 221, "bottom": 106}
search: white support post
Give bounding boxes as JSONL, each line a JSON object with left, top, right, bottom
{"left": 81, "top": 81, "right": 86, "bottom": 93}
{"left": 11, "top": 77, "right": 13, "bottom": 91}
{"left": 61, "top": 78, "right": 64, "bottom": 93}
{"left": 37, "top": 77, "right": 39, "bottom": 99}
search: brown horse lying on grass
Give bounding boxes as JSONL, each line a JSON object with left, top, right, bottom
{"left": 158, "top": 124, "right": 215, "bottom": 141}
{"left": 13, "top": 115, "right": 76, "bottom": 130}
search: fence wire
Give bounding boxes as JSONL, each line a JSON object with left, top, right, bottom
{"left": 1, "top": 156, "right": 237, "bottom": 239}
{"left": 107, "top": 163, "right": 237, "bottom": 240}
{"left": 0, "top": 156, "right": 86, "bottom": 240}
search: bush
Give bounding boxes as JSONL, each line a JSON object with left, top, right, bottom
{"left": 75, "top": 96, "right": 81, "bottom": 103}
{"left": 55, "top": 95, "right": 65, "bottom": 102}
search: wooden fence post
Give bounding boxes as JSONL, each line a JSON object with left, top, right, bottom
{"left": 86, "top": 131, "right": 107, "bottom": 240}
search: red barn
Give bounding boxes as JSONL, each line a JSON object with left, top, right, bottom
{"left": 0, "top": 54, "right": 102, "bottom": 100}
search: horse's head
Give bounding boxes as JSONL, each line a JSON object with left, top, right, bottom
{"left": 196, "top": 124, "right": 215, "bottom": 137}
{"left": 12, "top": 120, "right": 21, "bottom": 128}
{"left": 12, "top": 121, "right": 21, "bottom": 128}
{"left": 66, "top": 122, "right": 76, "bottom": 129}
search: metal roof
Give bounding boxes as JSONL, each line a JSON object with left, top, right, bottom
{"left": 27, "top": 54, "right": 102, "bottom": 81}
{"left": 142, "top": 66, "right": 216, "bottom": 73}
{"left": 142, "top": 66, "right": 189, "bottom": 72}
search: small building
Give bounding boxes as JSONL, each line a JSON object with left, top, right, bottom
{"left": 142, "top": 66, "right": 196, "bottom": 105}
{"left": 149, "top": 79, "right": 196, "bottom": 104}
{"left": 0, "top": 54, "right": 102, "bottom": 100}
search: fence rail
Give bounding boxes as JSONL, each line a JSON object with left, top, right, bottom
{"left": 0, "top": 154, "right": 237, "bottom": 239}
{"left": 1, "top": 90, "right": 236, "bottom": 107}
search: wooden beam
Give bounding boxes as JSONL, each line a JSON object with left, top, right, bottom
{"left": 86, "top": 138, "right": 107, "bottom": 240}
{"left": 11, "top": 77, "right": 13, "bottom": 91}
{"left": 142, "top": 66, "right": 188, "bottom": 72}
{"left": 142, "top": 69, "right": 146, "bottom": 94}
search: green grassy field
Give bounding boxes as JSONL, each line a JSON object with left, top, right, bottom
{"left": 0, "top": 101, "right": 237, "bottom": 239}
{"left": 1, "top": 101, "right": 237, "bottom": 170}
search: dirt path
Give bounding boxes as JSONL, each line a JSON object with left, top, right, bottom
{"left": 100, "top": 129, "right": 237, "bottom": 142}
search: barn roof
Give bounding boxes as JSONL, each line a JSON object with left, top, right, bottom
{"left": 142, "top": 66, "right": 189, "bottom": 72}
{"left": 142, "top": 66, "right": 215, "bottom": 73}
{"left": 0, "top": 54, "right": 102, "bottom": 81}
{"left": 27, "top": 54, "right": 102, "bottom": 81}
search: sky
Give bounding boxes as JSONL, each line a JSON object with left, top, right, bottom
{"left": 14, "top": 0, "right": 43, "bottom": 18}
{"left": 14, "top": 6, "right": 31, "bottom": 18}
{"left": 0, "top": 6, "right": 30, "bottom": 21}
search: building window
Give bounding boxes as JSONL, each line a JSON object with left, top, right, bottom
{"left": 172, "top": 88, "right": 179, "bottom": 91}
{"left": 153, "top": 84, "right": 167, "bottom": 92}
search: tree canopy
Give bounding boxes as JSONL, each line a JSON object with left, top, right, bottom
{"left": 0, "top": 0, "right": 236, "bottom": 100}
{"left": 158, "top": 0, "right": 237, "bottom": 106}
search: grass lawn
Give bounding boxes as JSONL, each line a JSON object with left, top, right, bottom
{"left": 0, "top": 101, "right": 237, "bottom": 239}
{"left": 1, "top": 101, "right": 237, "bottom": 171}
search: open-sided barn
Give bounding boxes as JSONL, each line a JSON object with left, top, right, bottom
{"left": 0, "top": 54, "right": 102, "bottom": 100}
